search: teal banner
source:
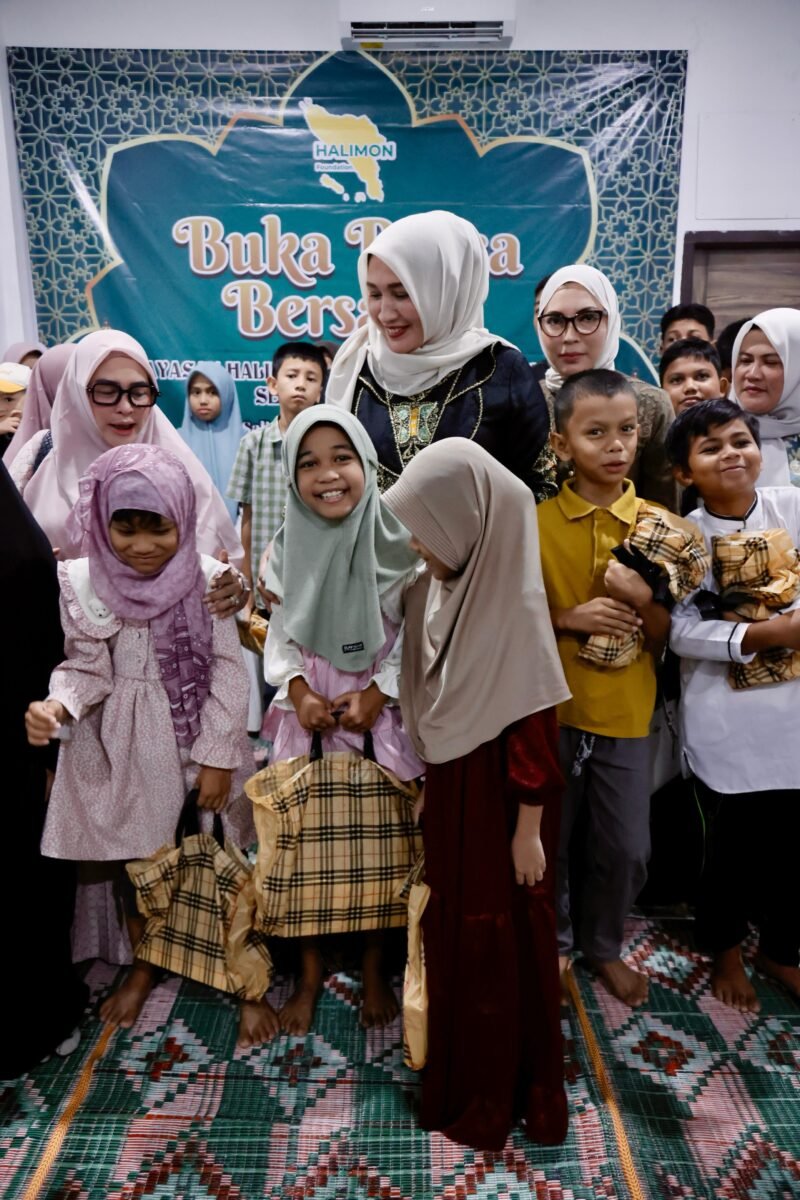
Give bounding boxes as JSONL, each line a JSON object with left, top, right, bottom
{"left": 8, "top": 48, "right": 687, "bottom": 423}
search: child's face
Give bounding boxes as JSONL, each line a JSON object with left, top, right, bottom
{"left": 365, "top": 256, "right": 425, "bottom": 354}
{"left": 269, "top": 357, "right": 324, "bottom": 424}
{"left": 660, "top": 319, "right": 711, "bottom": 353}
{"left": 538, "top": 284, "right": 608, "bottom": 377}
{"left": 188, "top": 372, "right": 221, "bottom": 422}
{"left": 662, "top": 355, "right": 727, "bottom": 415}
{"left": 89, "top": 354, "right": 153, "bottom": 448}
{"left": 108, "top": 513, "right": 180, "bottom": 574}
{"left": 734, "top": 329, "right": 785, "bottom": 415}
{"left": 295, "top": 424, "right": 365, "bottom": 520}
{"left": 0, "top": 387, "right": 25, "bottom": 436}
{"left": 675, "top": 419, "right": 762, "bottom": 504}
{"left": 408, "top": 536, "right": 458, "bottom": 581}
{"left": 552, "top": 390, "right": 639, "bottom": 490}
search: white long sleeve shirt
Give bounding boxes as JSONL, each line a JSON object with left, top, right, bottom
{"left": 670, "top": 487, "right": 800, "bottom": 794}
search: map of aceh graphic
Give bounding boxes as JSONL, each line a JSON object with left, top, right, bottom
{"left": 300, "top": 98, "right": 390, "bottom": 203}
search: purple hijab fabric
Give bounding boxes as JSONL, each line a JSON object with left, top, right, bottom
{"left": 67, "top": 444, "right": 213, "bottom": 747}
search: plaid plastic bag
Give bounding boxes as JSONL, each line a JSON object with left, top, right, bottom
{"left": 126, "top": 790, "right": 273, "bottom": 1000}
{"left": 579, "top": 504, "right": 710, "bottom": 669}
{"left": 710, "top": 529, "right": 800, "bottom": 689}
{"left": 245, "top": 731, "right": 422, "bottom": 938}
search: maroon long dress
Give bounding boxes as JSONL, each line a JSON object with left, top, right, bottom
{"left": 420, "top": 706, "right": 566, "bottom": 1152}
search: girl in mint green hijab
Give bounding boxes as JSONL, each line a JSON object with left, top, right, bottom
{"left": 260, "top": 404, "right": 423, "bottom": 1036}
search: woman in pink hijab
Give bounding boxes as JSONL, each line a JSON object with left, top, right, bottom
{"left": 21, "top": 330, "right": 246, "bottom": 611}
{"left": 3, "top": 339, "right": 47, "bottom": 369}
{"left": 3, "top": 343, "right": 74, "bottom": 471}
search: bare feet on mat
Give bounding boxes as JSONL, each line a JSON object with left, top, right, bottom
{"left": 360, "top": 937, "right": 399, "bottom": 1028}
{"left": 710, "top": 947, "right": 760, "bottom": 1013}
{"left": 592, "top": 958, "right": 649, "bottom": 1007}
{"left": 237, "top": 999, "right": 281, "bottom": 1048}
{"left": 753, "top": 952, "right": 800, "bottom": 1001}
{"left": 280, "top": 980, "right": 323, "bottom": 1036}
{"left": 99, "top": 961, "right": 157, "bottom": 1029}
{"left": 361, "top": 972, "right": 399, "bottom": 1028}
{"left": 281, "top": 941, "right": 324, "bottom": 1036}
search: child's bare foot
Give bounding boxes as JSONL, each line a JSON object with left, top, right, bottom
{"left": 280, "top": 980, "right": 322, "bottom": 1036}
{"left": 280, "top": 941, "right": 324, "bottom": 1036}
{"left": 99, "top": 961, "right": 157, "bottom": 1028}
{"left": 361, "top": 972, "right": 399, "bottom": 1028}
{"left": 558, "top": 955, "right": 572, "bottom": 1000}
{"left": 753, "top": 952, "right": 800, "bottom": 1001}
{"left": 591, "top": 958, "right": 649, "bottom": 1007}
{"left": 710, "top": 947, "right": 760, "bottom": 1013}
{"left": 360, "top": 936, "right": 399, "bottom": 1028}
{"left": 237, "top": 999, "right": 281, "bottom": 1048}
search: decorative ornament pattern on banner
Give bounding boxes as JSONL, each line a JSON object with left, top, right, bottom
{"left": 7, "top": 48, "right": 686, "bottom": 423}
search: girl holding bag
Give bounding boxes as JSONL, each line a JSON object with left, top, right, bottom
{"left": 257, "top": 404, "right": 423, "bottom": 1036}
{"left": 383, "top": 439, "right": 570, "bottom": 1152}
{"left": 24, "top": 444, "right": 267, "bottom": 1045}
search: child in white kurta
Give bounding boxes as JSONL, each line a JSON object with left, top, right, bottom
{"left": 27, "top": 444, "right": 260, "bottom": 1038}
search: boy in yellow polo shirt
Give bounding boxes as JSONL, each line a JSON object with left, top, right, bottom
{"left": 537, "top": 369, "right": 670, "bottom": 1007}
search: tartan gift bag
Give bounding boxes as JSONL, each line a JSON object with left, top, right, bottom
{"left": 126, "top": 790, "right": 273, "bottom": 1000}
{"left": 401, "top": 854, "right": 430, "bottom": 1071}
{"left": 245, "top": 731, "right": 422, "bottom": 938}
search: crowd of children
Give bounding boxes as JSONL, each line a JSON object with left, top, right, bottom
{"left": 5, "top": 214, "right": 800, "bottom": 1153}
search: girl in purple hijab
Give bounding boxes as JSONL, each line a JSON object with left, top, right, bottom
{"left": 25, "top": 444, "right": 272, "bottom": 1043}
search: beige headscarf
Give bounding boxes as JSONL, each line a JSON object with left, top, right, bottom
{"left": 383, "top": 439, "right": 569, "bottom": 764}
{"left": 326, "top": 210, "right": 514, "bottom": 404}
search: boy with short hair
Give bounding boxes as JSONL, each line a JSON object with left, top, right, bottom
{"left": 715, "top": 317, "right": 752, "bottom": 386}
{"left": 227, "top": 342, "right": 327, "bottom": 601}
{"left": 666, "top": 398, "right": 800, "bottom": 1012}
{"left": 660, "top": 303, "right": 715, "bottom": 353}
{"left": 537, "top": 368, "right": 671, "bottom": 1007}
{"left": 659, "top": 338, "right": 728, "bottom": 415}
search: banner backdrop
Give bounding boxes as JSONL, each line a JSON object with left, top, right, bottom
{"left": 8, "top": 49, "right": 686, "bottom": 424}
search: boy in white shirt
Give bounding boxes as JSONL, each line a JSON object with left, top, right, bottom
{"left": 666, "top": 398, "right": 800, "bottom": 1013}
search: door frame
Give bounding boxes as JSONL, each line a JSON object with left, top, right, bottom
{"left": 681, "top": 231, "right": 800, "bottom": 303}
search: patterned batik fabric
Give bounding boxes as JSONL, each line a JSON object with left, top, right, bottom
{"left": 579, "top": 504, "right": 710, "bottom": 669}
{"left": 710, "top": 528, "right": 800, "bottom": 689}
{"left": 127, "top": 832, "right": 273, "bottom": 1000}
{"left": 226, "top": 418, "right": 288, "bottom": 584}
{"left": 246, "top": 747, "right": 422, "bottom": 938}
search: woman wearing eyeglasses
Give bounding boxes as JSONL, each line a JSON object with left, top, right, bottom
{"left": 19, "top": 330, "right": 244, "bottom": 571}
{"left": 326, "top": 210, "right": 553, "bottom": 501}
{"left": 536, "top": 265, "right": 677, "bottom": 510}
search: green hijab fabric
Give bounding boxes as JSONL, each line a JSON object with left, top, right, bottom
{"left": 263, "top": 405, "right": 419, "bottom": 672}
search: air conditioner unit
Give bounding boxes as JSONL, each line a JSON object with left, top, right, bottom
{"left": 339, "top": 0, "right": 516, "bottom": 50}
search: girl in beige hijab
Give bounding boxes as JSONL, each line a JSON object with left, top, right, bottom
{"left": 383, "top": 439, "right": 570, "bottom": 1152}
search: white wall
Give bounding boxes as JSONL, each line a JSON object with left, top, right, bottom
{"left": 1, "top": 0, "right": 799, "bottom": 342}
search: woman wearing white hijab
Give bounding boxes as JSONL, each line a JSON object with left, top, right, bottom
{"left": 536, "top": 264, "right": 677, "bottom": 510}
{"left": 326, "top": 210, "right": 552, "bottom": 499}
{"left": 731, "top": 308, "right": 800, "bottom": 487}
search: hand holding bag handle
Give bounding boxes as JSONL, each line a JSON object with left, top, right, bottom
{"left": 309, "top": 729, "right": 376, "bottom": 762}
{"left": 174, "top": 787, "right": 224, "bottom": 847}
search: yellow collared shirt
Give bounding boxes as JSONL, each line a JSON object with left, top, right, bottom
{"left": 537, "top": 479, "right": 657, "bottom": 738}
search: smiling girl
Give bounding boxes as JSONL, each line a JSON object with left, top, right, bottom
{"left": 731, "top": 309, "right": 800, "bottom": 487}
{"left": 25, "top": 445, "right": 259, "bottom": 1036}
{"left": 259, "top": 405, "right": 422, "bottom": 1036}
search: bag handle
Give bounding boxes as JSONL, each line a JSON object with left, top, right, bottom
{"left": 174, "top": 787, "right": 224, "bottom": 847}
{"left": 309, "top": 729, "right": 376, "bottom": 762}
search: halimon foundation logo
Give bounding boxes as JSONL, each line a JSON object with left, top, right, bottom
{"left": 300, "top": 97, "right": 396, "bottom": 203}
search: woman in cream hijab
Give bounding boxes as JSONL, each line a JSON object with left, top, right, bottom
{"left": 537, "top": 264, "right": 677, "bottom": 509}
{"left": 731, "top": 307, "right": 800, "bottom": 487}
{"left": 383, "top": 439, "right": 570, "bottom": 1152}
{"left": 327, "top": 210, "right": 552, "bottom": 499}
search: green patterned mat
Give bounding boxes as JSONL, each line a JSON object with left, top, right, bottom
{"left": 2, "top": 919, "right": 799, "bottom": 1199}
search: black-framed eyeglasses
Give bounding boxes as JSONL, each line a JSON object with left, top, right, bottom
{"left": 87, "top": 381, "right": 159, "bottom": 407}
{"left": 538, "top": 309, "right": 606, "bottom": 337}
